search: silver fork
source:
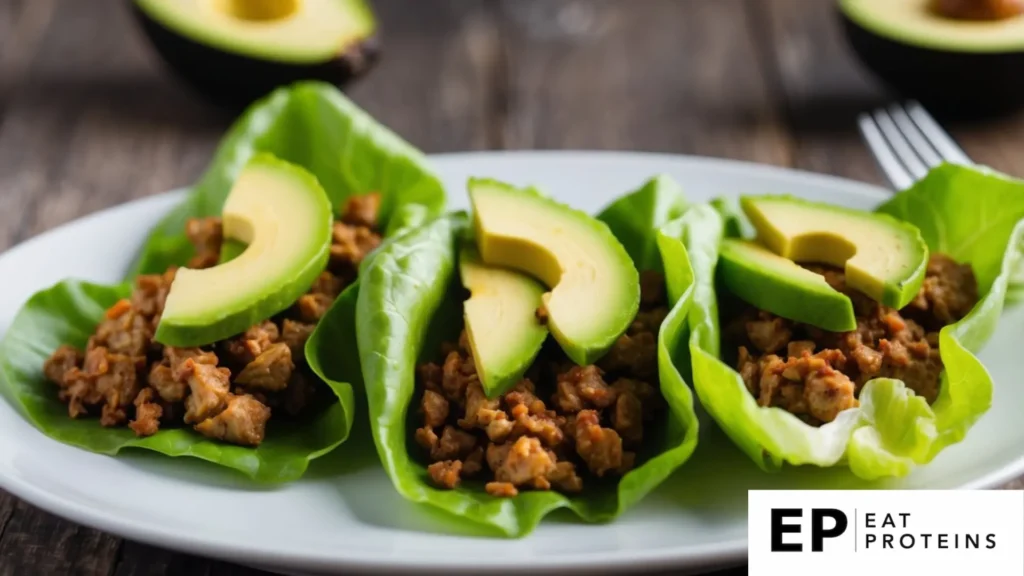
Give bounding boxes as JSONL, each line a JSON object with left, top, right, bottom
{"left": 859, "top": 102, "right": 1024, "bottom": 289}
{"left": 857, "top": 101, "right": 974, "bottom": 191}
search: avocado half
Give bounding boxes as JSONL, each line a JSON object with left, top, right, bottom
{"left": 131, "top": 0, "right": 380, "bottom": 109}
{"left": 838, "top": 0, "right": 1024, "bottom": 119}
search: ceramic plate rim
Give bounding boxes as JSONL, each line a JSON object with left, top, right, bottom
{"left": 1, "top": 150, "right": 1022, "bottom": 575}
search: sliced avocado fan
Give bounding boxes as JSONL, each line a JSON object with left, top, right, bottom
{"left": 469, "top": 178, "right": 640, "bottom": 366}
{"left": 156, "top": 153, "right": 333, "bottom": 347}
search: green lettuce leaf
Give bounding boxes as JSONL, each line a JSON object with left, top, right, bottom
{"left": 0, "top": 81, "right": 445, "bottom": 481}
{"left": 0, "top": 280, "right": 362, "bottom": 482}
{"left": 596, "top": 174, "right": 688, "bottom": 274}
{"left": 354, "top": 177, "right": 701, "bottom": 537}
{"left": 128, "top": 80, "right": 447, "bottom": 277}
{"left": 688, "top": 162, "right": 1024, "bottom": 479}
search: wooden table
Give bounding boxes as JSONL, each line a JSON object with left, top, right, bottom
{"left": 1, "top": 0, "right": 1022, "bottom": 574}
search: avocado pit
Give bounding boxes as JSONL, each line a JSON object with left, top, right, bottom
{"left": 132, "top": 0, "right": 380, "bottom": 108}
{"left": 932, "top": 0, "right": 1024, "bottom": 21}
{"left": 215, "top": 0, "right": 300, "bottom": 22}
{"left": 839, "top": 0, "right": 1024, "bottom": 118}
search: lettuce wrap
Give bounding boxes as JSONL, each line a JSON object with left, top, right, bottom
{"left": 686, "top": 163, "right": 1024, "bottom": 479}
{"left": 0, "top": 82, "right": 446, "bottom": 482}
{"left": 352, "top": 175, "right": 703, "bottom": 537}
{"left": 129, "top": 80, "right": 445, "bottom": 277}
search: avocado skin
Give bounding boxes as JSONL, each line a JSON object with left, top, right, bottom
{"left": 130, "top": 2, "right": 380, "bottom": 110}
{"left": 839, "top": 10, "right": 1024, "bottom": 120}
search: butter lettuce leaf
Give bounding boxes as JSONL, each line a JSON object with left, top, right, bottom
{"left": 596, "top": 174, "right": 688, "bottom": 274}
{"left": 354, "top": 177, "right": 701, "bottom": 537}
{"left": 128, "top": 80, "right": 446, "bottom": 277}
{"left": 688, "top": 163, "right": 1024, "bottom": 479}
{"left": 0, "top": 280, "right": 362, "bottom": 482}
{"left": 0, "top": 82, "right": 444, "bottom": 482}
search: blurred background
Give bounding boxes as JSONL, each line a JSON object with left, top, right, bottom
{"left": 2, "top": 0, "right": 1023, "bottom": 259}
{"left": 0, "top": 0, "right": 1022, "bottom": 574}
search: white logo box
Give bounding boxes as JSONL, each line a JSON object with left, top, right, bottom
{"left": 749, "top": 490, "right": 1024, "bottom": 576}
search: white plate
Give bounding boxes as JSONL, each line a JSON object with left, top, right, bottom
{"left": 1, "top": 151, "right": 1023, "bottom": 576}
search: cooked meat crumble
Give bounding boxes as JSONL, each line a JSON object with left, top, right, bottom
{"left": 724, "top": 253, "right": 978, "bottom": 426}
{"left": 415, "top": 270, "right": 668, "bottom": 496}
{"left": 42, "top": 192, "right": 384, "bottom": 446}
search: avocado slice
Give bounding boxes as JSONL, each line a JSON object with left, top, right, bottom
{"left": 741, "top": 195, "right": 928, "bottom": 310}
{"left": 719, "top": 239, "right": 857, "bottom": 332}
{"left": 156, "top": 153, "right": 332, "bottom": 346}
{"left": 459, "top": 246, "right": 549, "bottom": 397}
{"left": 838, "top": 0, "right": 1024, "bottom": 118}
{"left": 469, "top": 178, "right": 639, "bottom": 366}
{"left": 132, "top": 0, "right": 379, "bottom": 108}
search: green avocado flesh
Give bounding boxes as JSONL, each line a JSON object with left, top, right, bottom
{"left": 469, "top": 178, "right": 640, "bottom": 366}
{"left": 741, "top": 195, "right": 929, "bottom": 310}
{"left": 155, "top": 153, "right": 332, "bottom": 346}
{"left": 134, "top": 0, "right": 376, "bottom": 63}
{"left": 459, "top": 246, "right": 549, "bottom": 398}
{"left": 839, "top": 0, "right": 1024, "bottom": 53}
{"left": 719, "top": 239, "right": 857, "bottom": 332}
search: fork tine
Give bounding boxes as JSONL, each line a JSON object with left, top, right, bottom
{"left": 872, "top": 109, "right": 930, "bottom": 180}
{"left": 904, "top": 101, "right": 974, "bottom": 166}
{"left": 858, "top": 113, "right": 915, "bottom": 190}
{"left": 887, "top": 103, "right": 943, "bottom": 168}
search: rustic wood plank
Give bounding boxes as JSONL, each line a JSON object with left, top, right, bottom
{"left": 109, "top": 539, "right": 281, "bottom": 575}
{"left": 760, "top": 0, "right": 1024, "bottom": 182}
{"left": 947, "top": 114, "right": 1024, "bottom": 177}
{"left": 0, "top": 0, "right": 53, "bottom": 113}
{"left": 0, "top": 0, "right": 228, "bottom": 253}
{"left": 344, "top": 0, "right": 501, "bottom": 152}
{"left": 205, "top": 562, "right": 275, "bottom": 576}
{"left": 0, "top": 0, "right": 21, "bottom": 46}
{"left": 0, "top": 501, "right": 119, "bottom": 576}
{"left": 0, "top": 491, "right": 16, "bottom": 565}
{"left": 111, "top": 542, "right": 213, "bottom": 576}
{"left": 110, "top": 540, "right": 280, "bottom": 576}
{"left": 499, "top": 0, "right": 791, "bottom": 165}
{"left": 754, "top": 0, "right": 889, "bottom": 183}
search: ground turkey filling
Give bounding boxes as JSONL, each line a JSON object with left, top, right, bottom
{"left": 724, "top": 253, "right": 979, "bottom": 426}
{"left": 42, "top": 193, "right": 384, "bottom": 447}
{"left": 415, "top": 270, "right": 669, "bottom": 498}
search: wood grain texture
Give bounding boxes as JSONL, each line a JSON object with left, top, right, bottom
{"left": 0, "top": 0, "right": 228, "bottom": 253}
{"left": 0, "top": 0, "right": 52, "bottom": 114}
{"left": 345, "top": 0, "right": 501, "bottom": 153}
{"left": 759, "top": 0, "right": 1024, "bottom": 181}
{"left": 755, "top": 0, "right": 890, "bottom": 183}
{"left": 499, "top": 0, "right": 791, "bottom": 165}
{"left": 0, "top": 0, "right": 1021, "bottom": 574}
{"left": 0, "top": 501, "right": 119, "bottom": 576}
{"left": 947, "top": 113, "right": 1024, "bottom": 177}
{"left": 111, "top": 541, "right": 277, "bottom": 576}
